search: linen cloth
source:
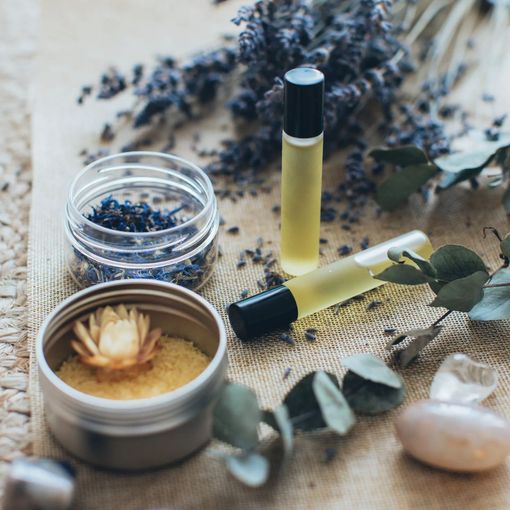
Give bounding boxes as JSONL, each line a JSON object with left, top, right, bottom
{"left": 29, "top": 1, "right": 510, "bottom": 508}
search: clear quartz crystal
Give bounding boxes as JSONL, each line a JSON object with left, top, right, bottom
{"left": 430, "top": 353, "right": 498, "bottom": 404}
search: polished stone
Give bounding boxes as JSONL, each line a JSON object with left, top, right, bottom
{"left": 396, "top": 400, "right": 510, "bottom": 472}
{"left": 430, "top": 353, "right": 498, "bottom": 404}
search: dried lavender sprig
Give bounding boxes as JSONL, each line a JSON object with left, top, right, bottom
{"left": 81, "top": 48, "right": 238, "bottom": 130}
{"left": 207, "top": 0, "right": 451, "bottom": 197}
{"left": 82, "top": 0, "right": 452, "bottom": 208}
{"left": 133, "top": 48, "right": 238, "bottom": 127}
{"left": 86, "top": 196, "right": 183, "bottom": 232}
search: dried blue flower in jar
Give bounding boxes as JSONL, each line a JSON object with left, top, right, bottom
{"left": 66, "top": 153, "right": 219, "bottom": 291}
{"left": 87, "top": 196, "right": 183, "bottom": 232}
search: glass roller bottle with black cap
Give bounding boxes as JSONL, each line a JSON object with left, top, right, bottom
{"left": 281, "top": 67, "right": 325, "bottom": 276}
{"left": 228, "top": 230, "right": 433, "bottom": 339}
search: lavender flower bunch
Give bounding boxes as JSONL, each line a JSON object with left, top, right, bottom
{"left": 82, "top": 0, "right": 450, "bottom": 209}
{"left": 211, "top": 0, "right": 411, "bottom": 216}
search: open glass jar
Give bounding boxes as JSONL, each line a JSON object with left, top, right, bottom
{"left": 65, "top": 152, "right": 219, "bottom": 290}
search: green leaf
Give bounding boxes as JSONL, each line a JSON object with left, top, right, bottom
{"left": 430, "top": 271, "right": 489, "bottom": 312}
{"left": 387, "top": 247, "right": 436, "bottom": 277}
{"left": 369, "top": 145, "right": 428, "bottom": 166}
{"left": 375, "top": 264, "right": 432, "bottom": 285}
{"left": 390, "top": 326, "right": 444, "bottom": 367}
{"left": 312, "top": 371, "right": 356, "bottom": 435}
{"left": 342, "top": 371, "right": 405, "bottom": 415}
{"left": 213, "top": 383, "right": 260, "bottom": 450}
{"left": 262, "top": 405, "right": 293, "bottom": 456}
{"left": 429, "top": 245, "right": 487, "bottom": 281}
{"left": 469, "top": 267, "right": 510, "bottom": 320}
{"left": 497, "top": 147, "right": 510, "bottom": 172}
{"left": 224, "top": 452, "right": 269, "bottom": 488}
{"left": 342, "top": 353, "right": 402, "bottom": 389}
{"left": 437, "top": 167, "right": 482, "bottom": 190}
{"left": 488, "top": 173, "right": 504, "bottom": 188}
{"left": 262, "top": 410, "right": 276, "bottom": 430}
{"left": 434, "top": 134, "right": 510, "bottom": 174}
{"left": 283, "top": 372, "right": 336, "bottom": 432}
{"left": 428, "top": 280, "right": 446, "bottom": 295}
{"left": 376, "top": 164, "right": 437, "bottom": 211}
{"left": 386, "top": 325, "right": 441, "bottom": 350}
{"left": 501, "top": 234, "right": 510, "bottom": 259}
{"left": 503, "top": 185, "right": 510, "bottom": 214}
{"left": 435, "top": 134, "right": 510, "bottom": 190}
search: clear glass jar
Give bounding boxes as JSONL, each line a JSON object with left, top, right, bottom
{"left": 65, "top": 152, "right": 219, "bottom": 290}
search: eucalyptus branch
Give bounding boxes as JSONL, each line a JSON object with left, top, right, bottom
{"left": 213, "top": 358, "right": 405, "bottom": 486}
{"left": 483, "top": 283, "right": 510, "bottom": 289}
{"left": 289, "top": 410, "right": 320, "bottom": 427}
{"left": 378, "top": 227, "right": 510, "bottom": 366}
{"left": 432, "top": 309, "right": 453, "bottom": 327}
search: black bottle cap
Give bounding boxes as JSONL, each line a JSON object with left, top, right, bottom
{"left": 228, "top": 285, "right": 298, "bottom": 340}
{"left": 284, "top": 67, "right": 324, "bottom": 139}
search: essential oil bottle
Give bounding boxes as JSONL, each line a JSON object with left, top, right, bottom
{"left": 228, "top": 230, "right": 433, "bottom": 339}
{"left": 280, "top": 68, "right": 325, "bottom": 276}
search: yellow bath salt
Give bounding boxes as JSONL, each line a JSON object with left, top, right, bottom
{"left": 57, "top": 336, "right": 211, "bottom": 400}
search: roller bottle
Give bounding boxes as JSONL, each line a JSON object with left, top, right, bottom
{"left": 228, "top": 230, "right": 433, "bottom": 339}
{"left": 280, "top": 68, "right": 325, "bottom": 276}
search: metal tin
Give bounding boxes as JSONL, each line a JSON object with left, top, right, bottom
{"left": 36, "top": 280, "right": 228, "bottom": 471}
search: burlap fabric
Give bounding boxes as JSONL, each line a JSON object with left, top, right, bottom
{"left": 28, "top": 1, "right": 510, "bottom": 508}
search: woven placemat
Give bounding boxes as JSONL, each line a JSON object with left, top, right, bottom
{"left": 0, "top": 0, "right": 37, "bottom": 495}
{"left": 29, "top": 1, "right": 510, "bottom": 508}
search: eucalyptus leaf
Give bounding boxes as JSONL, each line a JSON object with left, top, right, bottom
{"left": 342, "top": 371, "right": 405, "bottom": 415}
{"left": 385, "top": 333, "right": 409, "bottom": 349}
{"left": 469, "top": 267, "right": 510, "bottom": 320}
{"left": 434, "top": 134, "right": 510, "bottom": 174}
{"left": 263, "top": 405, "right": 294, "bottom": 456}
{"left": 437, "top": 167, "right": 482, "bottom": 190}
{"left": 386, "top": 326, "right": 441, "bottom": 350}
{"left": 430, "top": 271, "right": 489, "bottom": 312}
{"left": 428, "top": 280, "right": 446, "bottom": 295}
{"left": 213, "top": 382, "right": 261, "bottom": 450}
{"left": 498, "top": 147, "right": 510, "bottom": 172}
{"left": 387, "top": 247, "right": 436, "bottom": 277}
{"left": 283, "top": 372, "right": 335, "bottom": 431}
{"left": 369, "top": 145, "right": 428, "bottom": 166}
{"left": 313, "top": 371, "right": 356, "bottom": 435}
{"left": 429, "top": 245, "right": 487, "bottom": 281}
{"left": 262, "top": 410, "right": 278, "bottom": 430}
{"left": 503, "top": 185, "right": 510, "bottom": 214}
{"left": 376, "top": 163, "right": 437, "bottom": 211}
{"left": 375, "top": 264, "right": 432, "bottom": 285}
{"left": 488, "top": 173, "right": 504, "bottom": 188}
{"left": 501, "top": 234, "right": 510, "bottom": 259}
{"left": 392, "top": 325, "right": 443, "bottom": 367}
{"left": 342, "top": 353, "right": 402, "bottom": 389}
{"left": 224, "top": 452, "right": 270, "bottom": 488}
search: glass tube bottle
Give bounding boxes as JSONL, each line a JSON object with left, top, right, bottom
{"left": 280, "top": 68, "right": 325, "bottom": 276}
{"left": 228, "top": 230, "right": 433, "bottom": 339}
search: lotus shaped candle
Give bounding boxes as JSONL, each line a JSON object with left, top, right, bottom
{"left": 71, "top": 305, "right": 162, "bottom": 371}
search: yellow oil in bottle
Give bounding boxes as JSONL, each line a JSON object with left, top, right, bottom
{"left": 284, "top": 230, "right": 433, "bottom": 318}
{"left": 280, "top": 132, "right": 324, "bottom": 276}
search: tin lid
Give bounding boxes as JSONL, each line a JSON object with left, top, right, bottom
{"left": 284, "top": 67, "right": 325, "bottom": 138}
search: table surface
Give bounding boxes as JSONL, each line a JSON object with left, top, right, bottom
{"left": 2, "top": 0, "right": 510, "bottom": 508}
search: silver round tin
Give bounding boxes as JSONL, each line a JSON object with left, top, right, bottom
{"left": 36, "top": 280, "right": 228, "bottom": 470}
